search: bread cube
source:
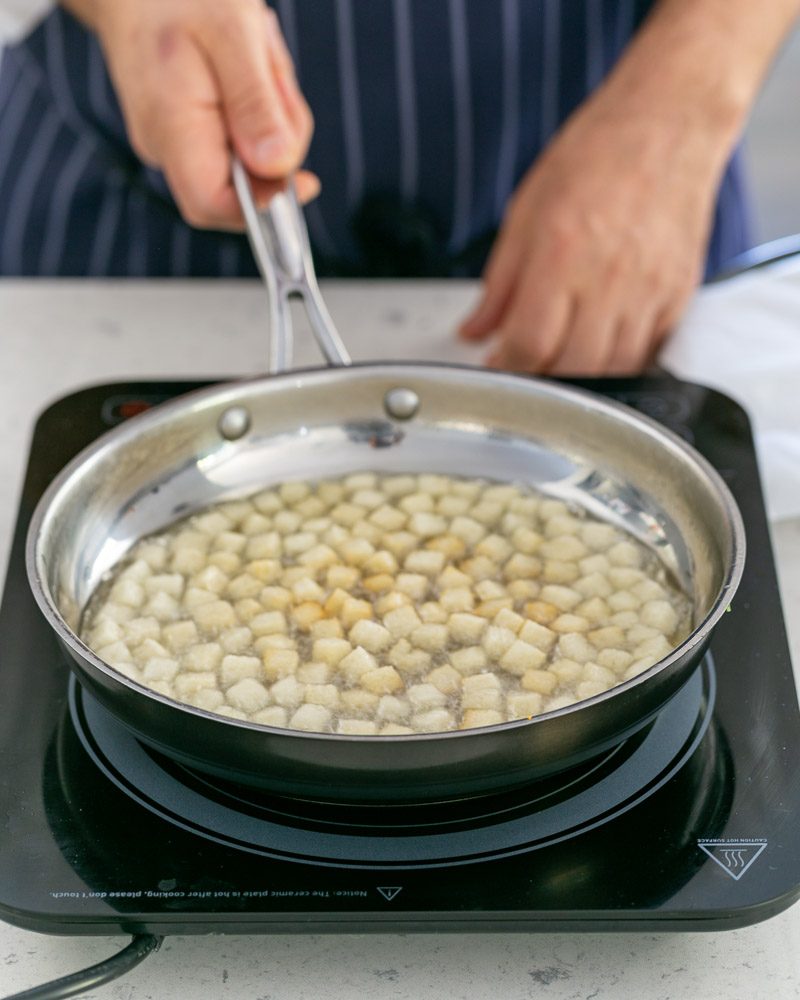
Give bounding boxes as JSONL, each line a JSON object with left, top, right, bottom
{"left": 251, "top": 705, "right": 288, "bottom": 727}
{"left": 380, "top": 723, "right": 415, "bottom": 735}
{"left": 245, "top": 532, "right": 282, "bottom": 560}
{"left": 426, "top": 664, "right": 462, "bottom": 695}
{"left": 481, "top": 625, "right": 517, "bottom": 660}
{"left": 303, "top": 684, "right": 340, "bottom": 708}
{"left": 340, "top": 689, "right": 380, "bottom": 715}
{"left": 404, "top": 549, "right": 446, "bottom": 577}
{"left": 375, "top": 694, "right": 411, "bottom": 724}
{"left": 383, "top": 605, "right": 422, "bottom": 639}
{"left": 249, "top": 610, "right": 288, "bottom": 637}
{"left": 521, "top": 669, "right": 558, "bottom": 695}
{"left": 162, "top": 620, "right": 199, "bottom": 653}
{"left": 290, "top": 704, "right": 332, "bottom": 733}
{"left": 273, "top": 510, "right": 302, "bottom": 535}
{"left": 184, "top": 642, "right": 223, "bottom": 672}
{"left": 270, "top": 676, "right": 306, "bottom": 708}
{"left": 639, "top": 599, "right": 679, "bottom": 635}
{"left": 407, "top": 683, "right": 448, "bottom": 712}
{"left": 500, "top": 639, "right": 547, "bottom": 675}
{"left": 220, "top": 654, "right": 262, "bottom": 687}
{"left": 549, "top": 658, "right": 583, "bottom": 683}
{"left": 410, "top": 623, "right": 448, "bottom": 653}
{"left": 460, "top": 709, "right": 503, "bottom": 729}
{"left": 503, "top": 553, "right": 543, "bottom": 581}
{"left": 109, "top": 579, "right": 145, "bottom": 608}
{"left": 143, "top": 656, "right": 180, "bottom": 682}
{"left": 312, "top": 637, "right": 353, "bottom": 667}
{"left": 450, "top": 646, "right": 489, "bottom": 675}
{"left": 507, "top": 692, "right": 544, "bottom": 720}
{"left": 387, "top": 641, "right": 431, "bottom": 676}
{"left": 440, "top": 588, "right": 475, "bottom": 614}
{"left": 449, "top": 516, "right": 486, "bottom": 547}
{"left": 219, "top": 626, "right": 253, "bottom": 654}
{"left": 143, "top": 592, "right": 180, "bottom": 623}
{"left": 469, "top": 501, "right": 503, "bottom": 526}
{"left": 412, "top": 709, "right": 455, "bottom": 732}
{"left": 448, "top": 612, "right": 487, "bottom": 644}
{"left": 192, "top": 599, "right": 236, "bottom": 632}
{"left": 337, "top": 719, "right": 379, "bottom": 735}
{"left": 361, "top": 666, "right": 404, "bottom": 695}
{"left": 461, "top": 673, "right": 502, "bottom": 710}
{"left": 539, "top": 585, "right": 581, "bottom": 611}
{"left": 551, "top": 613, "right": 590, "bottom": 634}
{"left": 262, "top": 648, "right": 300, "bottom": 682}
{"left": 296, "top": 661, "right": 332, "bottom": 684}
{"left": 557, "top": 632, "right": 596, "bottom": 664}
{"left": 123, "top": 617, "right": 161, "bottom": 646}
{"left": 575, "top": 572, "right": 613, "bottom": 599}
{"left": 226, "top": 678, "right": 270, "bottom": 714}
{"left": 338, "top": 646, "right": 379, "bottom": 684}
{"left": 348, "top": 619, "right": 392, "bottom": 654}
{"left": 189, "top": 688, "right": 226, "bottom": 712}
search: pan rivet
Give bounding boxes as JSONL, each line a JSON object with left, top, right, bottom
{"left": 384, "top": 387, "right": 420, "bottom": 421}
{"left": 218, "top": 406, "right": 251, "bottom": 441}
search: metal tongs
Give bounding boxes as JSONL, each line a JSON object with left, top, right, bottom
{"left": 232, "top": 158, "right": 351, "bottom": 374}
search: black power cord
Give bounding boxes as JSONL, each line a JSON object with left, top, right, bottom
{"left": 3, "top": 934, "right": 164, "bottom": 1000}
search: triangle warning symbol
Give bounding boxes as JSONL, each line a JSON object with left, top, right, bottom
{"left": 697, "top": 840, "right": 767, "bottom": 881}
{"left": 377, "top": 886, "right": 403, "bottom": 901}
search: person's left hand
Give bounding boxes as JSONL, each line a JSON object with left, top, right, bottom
{"left": 459, "top": 86, "right": 727, "bottom": 376}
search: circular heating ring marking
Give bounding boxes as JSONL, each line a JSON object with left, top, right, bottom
{"left": 71, "top": 659, "right": 715, "bottom": 871}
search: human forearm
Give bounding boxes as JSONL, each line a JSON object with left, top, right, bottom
{"left": 598, "top": 0, "right": 800, "bottom": 165}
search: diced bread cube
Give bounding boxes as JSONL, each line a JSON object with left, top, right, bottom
{"left": 450, "top": 646, "right": 489, "bottom": 675}
{"left": 461, "top": 709, "right": 504, "bottom": 729}
{"left": 348, "top": 619, "right": 392, "bottom": 653}
{"left": 252, "top": 705, "right": 289, "bottom": 728}
{"left": 383, "top": 605, "right": 422, "bottom": 639}
{"left": 521, "top": 669, "right": 558, "bottom": 695}
{"left": 226, "top": 678, "right": 270, "bottom": 713}
{"left": 407, "top": 683, "right": 448, "bottom": 712}
{"left": 192, "top": 599, "right": 236, "bottom": 632}
{"left": 312, "top": 637, "right": 353, "bottom": 667}
{"left": 219, "top": 626, "right": 253, "bottom": 653}
{"left": 220, "top": 654, "right": 262, "bottom": 687}
{"left": 426, "top": 664, "right": 462, "bottom": 695}
{"left": 337, "top": 719, "right": 378, "bottom": 735}
{"left": 341, "top": 688, "right": 380, "bottom": 715}
{"left": 249, "top": 611, "right": 288, "bottom": 636}
{"left": 481, "top": 625, "right": 517, "bottom": 660}
{"left": 500, "top": 639, "right": 546, "bottom": 675}
{"left": 270, "top": 676, "right": 306, "bottom": 708}
{"left": 290, "top": 704, "right": 332, "bottom": 733}
{"left": 338, "top": 646, "right": 379, "bottom": 684}
{"left": 448, "top": 613, "right": 487, "bottom": 644}
{"left": 412, "top": 709, "right": 455, "bottom": 732}
{"left": 304, "top": 684, "right": 340, "bottom": 708}
{"left": 551, "top": 613, "right": 590, "bottom": 633}
{"left": 143, "top": 656, "right": 180, "bottom": 682}
{"left": 507, "top": 692, "right": 544, "bottom": 720}
{"left": 184, "top": 642, "right": 223, "bottom": 672}
{"left": 404, "top": 550, "right": 445, "bottom": 577}
{"left": 557, "top": 632, "right": 596, "bottom": 663}
{"left": 361, "top": 666, "right": 404, "bottom": 695}
{"left": 262, "top": 648, "right": 300, "bottom": 682}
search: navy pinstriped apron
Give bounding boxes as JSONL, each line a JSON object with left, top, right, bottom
{"left": 0, "top": 0, "right": 752, "bottom": 278}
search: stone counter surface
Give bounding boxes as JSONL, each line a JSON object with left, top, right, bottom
{"left": 1, "top": 279, "right": 799, "bottom": 1000}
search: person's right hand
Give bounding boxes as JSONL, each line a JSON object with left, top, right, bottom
{"left": 82, "top": 0, "right": 317, "bottom": 229}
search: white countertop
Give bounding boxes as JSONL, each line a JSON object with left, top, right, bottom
{"left": 1, "top": 277, "right": 799, "bottom": 1000}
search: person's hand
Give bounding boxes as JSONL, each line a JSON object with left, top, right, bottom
{"left": 85, "top": 0, "right": 317, "bottom": 229}
{"left": 459, "top": 89, "right": 724, "bottom": 376}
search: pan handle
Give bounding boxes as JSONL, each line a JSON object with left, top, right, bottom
{"left": 232, "top": 158, "right": 351, "bottom": 375}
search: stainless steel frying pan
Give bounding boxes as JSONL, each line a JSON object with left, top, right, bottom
{"left": 26, "top": 169, "right": 745, "bottom": 803}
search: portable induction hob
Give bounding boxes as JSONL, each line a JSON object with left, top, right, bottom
{"left": 1, "top": 376, "right": 799, "bottom": 936}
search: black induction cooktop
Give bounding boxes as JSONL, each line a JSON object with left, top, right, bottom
{"left": 1, "top": 376, "right": 799, "bottom": 936}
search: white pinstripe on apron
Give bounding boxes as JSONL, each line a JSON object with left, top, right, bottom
{"left": 0, "top": 1, "right": 752, "bottom": 277}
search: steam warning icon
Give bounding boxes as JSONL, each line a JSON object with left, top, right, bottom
{"left": 697, "top": 839, "right": 768, "bottom": 880}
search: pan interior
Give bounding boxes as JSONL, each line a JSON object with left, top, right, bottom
{"left": 31, "top": 367, "right": 739, "bottom": 636}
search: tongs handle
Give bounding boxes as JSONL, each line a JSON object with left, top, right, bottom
{"left": 232, "top": 158, "right": 351, "bottom": 375}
